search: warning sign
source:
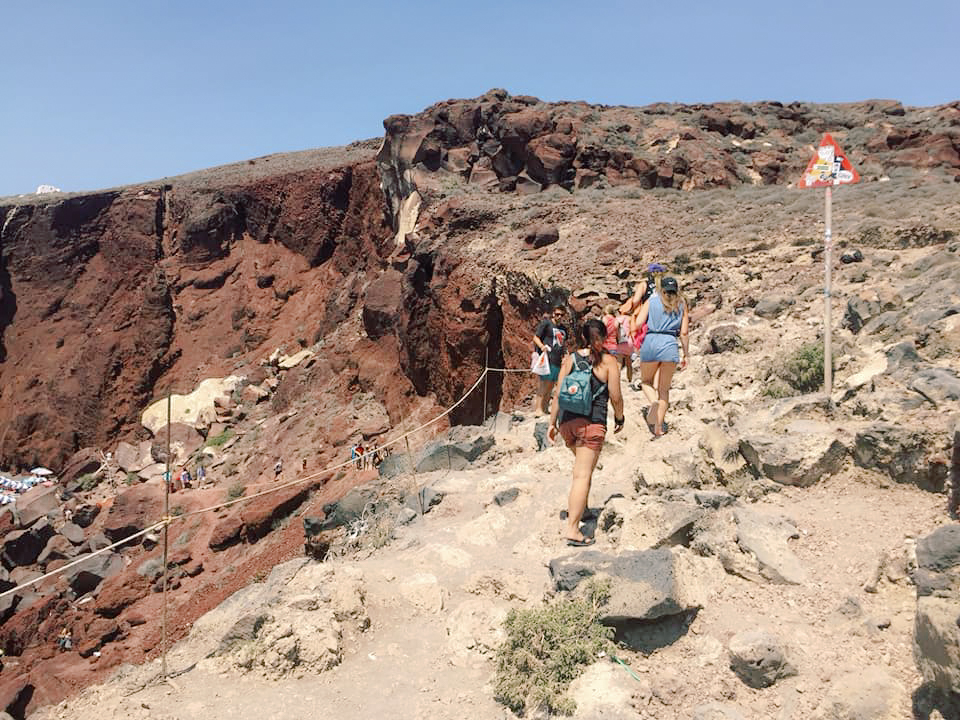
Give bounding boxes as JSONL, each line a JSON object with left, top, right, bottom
{"left": 799, "top": 133, "right": 860, "bottom": 188}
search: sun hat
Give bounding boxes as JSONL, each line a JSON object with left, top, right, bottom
{"left": 661, "top": 276, "right": 679, "bottom": 293}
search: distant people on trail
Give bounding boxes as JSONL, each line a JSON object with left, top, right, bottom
{"left": 354, "top": 444, "right": 365, "bottom": 470}
{"left": 196, "top": 464, "right": 206, "bottom": 484}
{"left": 602, "top": 304, "right": 635, "bottom": 383}
{"left": 532, "top": 305, "right": 570, "bottom": 415}
{"left": 274, "top": 458, "right": 283, "bottom": 480}
{"left": 548, "top": 318, "right": 624, "bottom": 547}
{"left": 180, "top": 468, "right": 192, "bottom": 489}
{"left": 371, "top": 441, "right": 383, "bottom": 468}
{"left": 634, "top": 275, "right": 688, "bottom": 438}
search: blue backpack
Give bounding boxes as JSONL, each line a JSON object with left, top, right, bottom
{"left": 558, "top": 353, "right": 604, "bottom": 416}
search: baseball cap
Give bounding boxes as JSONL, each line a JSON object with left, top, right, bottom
{"left": 661, "top": 276, "right": 679, "bottom": 293}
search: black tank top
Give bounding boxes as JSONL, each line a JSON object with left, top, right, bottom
{"left": 559, "top": 353, "right": 609, "bottom": 426}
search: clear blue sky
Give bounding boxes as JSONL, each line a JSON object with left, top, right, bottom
{"left": 2, "top": 0, "right": 957, "bottom": 197}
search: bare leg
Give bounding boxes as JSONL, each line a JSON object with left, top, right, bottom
{"left": 566, "top": 445, "right": 600, "bottom": 542}
{"left": 625, "top": 355, "right": 633, "bottom": 383}
{"left": 654, "top": 363, "right": 677, "bottom": 433}
{"left": 639, "top": 362, "right": 661, "bottom": 429}
{"left": 536, "top": 378, "right": 556, "bottom": 414}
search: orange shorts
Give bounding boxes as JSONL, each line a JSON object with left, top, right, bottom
{"left": 559, "top": 417, "right": 606, "bottom": 451}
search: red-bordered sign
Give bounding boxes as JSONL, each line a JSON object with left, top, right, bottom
{"left": 799, "top": 133, "right": 860, "bottom": 188}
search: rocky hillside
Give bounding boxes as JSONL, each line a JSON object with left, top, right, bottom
{"left": 0, "top": 90, "right": 958, "bottom": 718}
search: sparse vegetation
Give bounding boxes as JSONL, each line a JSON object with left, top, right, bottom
{"left": 78, "top": 473, "right": 100, "bottom": 492}
{"left": 493, "top": 579, "right": 614, "bottom": 716}
{"left": 226, "top": 482, "right": 246, "bottom": 500}
{"left": 125, "top": 472, "right": 139, "bottom": 486}
{"left": 206, "top": 428, "right": 235, "bottom": 447}
{"left": 764, "top": 341, "right": 832, "bottom": 397}
{"left": 171, "top": 505, "right": 185, "bottom": 517}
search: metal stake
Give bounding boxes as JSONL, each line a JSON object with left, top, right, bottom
{"left": 161, "top": 392, "right": 171, "bottom": 679}
{"left": 824, "top": 186, "right": 833, "bottom": 395}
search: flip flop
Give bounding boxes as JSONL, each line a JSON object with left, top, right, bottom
{"left": 566, "top": 537, "right": 595, "bottom": 547}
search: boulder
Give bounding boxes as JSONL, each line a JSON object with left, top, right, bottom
{"left": 36, "top": 535, "right": 77, "bottom": 565}
{"left": 209, "top": 511, "right": 244, "bottom": 551}
{"left": 362, "top": 270, "right": 403, "bottom": 340}
{"left": 414, "top": 427, "right": 494, "bottom": 473}
{"left": 815, "top": 667, "right": 903, "bottom": 720}
{"left": 910, "top": 368, "right": 960, "bottom": 407}
{"left": 617, "top": 497, "right": 704, "bottom": 550}
{"left": 94, "top": 570, "right": 152, "bottom": 618}
{"left": 150, "top": 423, "right": 204, "bottom": 466}
{"left": 140, "top": 376, "right": 243, "bottom": 434}
{"left": 76, "top": 617, "right": 121, "bottom": 658}
{"left": 58, "top": 448, "right": 102, "bottom": 486}
{"left": 739, "top": 420, "right": 847, "bottom": 487}
{"left": 102, "top": 484, "right": 163, "bottom": 543}
{"left": 59, "top": 522, "right": 84, "bottom": 545}
{"left": 71, "top": 503, "right": 100, "bottom": 528}
{"left": 115, "top": 440, "right": 153, "bottom": 473}
{"left": 692, "top": 703, "right": 747, "bottom": 720}
{"left": 734, "top": 507, "right": 807, "bottom": 585}
{"left": 853, "top": 423, "right": 948, "bottom": 492}
{"left": 2, "top": 519, "right": 56, "bottom": 568}
{"left": 64, "top": 551, "right": 124, "bottom": 595}
{"left": 706, "top": 325, "right": 742, "bottom": 354}
{"left": 14, "top": 485, "right": 60, "bottom": 528}
{"left": 522, "top": 224, "right": 560, "bottom": 249}
{"left": 549, "top": 547, "right": 718, "bottom": 624}
{"left": 728, "top": 629, "right": 797, "bottom": 688}
{"left": 913, "top": 524, "right": 960, "bottom": 695}
{"left": 319, "top": 483, "right": 386, "bottom": 532}
{"left": 753, "top": 296, "right": 792, "bottom": 319}
{"left": 241, "top": 483, "right": 313, "bottom": 542}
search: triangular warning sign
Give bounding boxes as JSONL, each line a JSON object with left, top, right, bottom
{"left": 799, "top": 132, "right": 860, "bottom": 188}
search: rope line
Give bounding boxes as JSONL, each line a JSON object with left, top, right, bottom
{"left": 0, "top": 520, "right": 168, "bottom": 601}
{"left": 0, "top": 366, "right": 508, "bottom": 602}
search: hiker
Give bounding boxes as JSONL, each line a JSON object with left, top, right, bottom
{"left": 57, "top": 627, "right": 72, "bottom": 652}
{"left": 196, "top": 464, "right": 206, "bottom": 484}
{"left": 371, "top": 441, "right": 383, "bottom": 468}
{"left": 548, "top": 318, "right": 624, "bottom": 546}
{"left": 355, "top": 444, "right": 364, "bottom": 470}
{"left": 532, "top": 305, "right": 570, "bottom": 415}
{"left": 635, "top": 275, "right": 688, "bottom": 438}
{"left": 602, "top": 304, "right": 634, "bottom": 383}
{"left": 180, "top": 468, "right": 192, "bottom": 489}
{"left": 274, "top": 458, "right": 283, "bottom": 479}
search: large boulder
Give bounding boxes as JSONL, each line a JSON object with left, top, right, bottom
{"left": 549, "top": 547, "right": 719, "bottom": 624}
{"left": 739, "top": 420, "right": 847, "bottom": 487}
{"left": 414, "top": 427, "right": 494, "bottom": 474}
{"left": 362, "top": 270, "right": 403, "bottom": 340}
{"left": 815, "top": 667, "right": 904, "bottom": 720}
{"left": 64, "top": 551, "right": 124, "bottom": 595}
{"left": 1, "top": 518, "right": 56, "bottom": 569}
{"left": 241, "top": 483, "right": 314, "bottom": 542}
{"left": 58, "top": 448, "right": 102, "bottom": 486}
{"left": 853, "top": 423, "right": 949, "bottom": 492}
{"left": 733, "top": 508, "right": 807, "bottom": 585}
{"left": 14, "top": 485, "right": 60, "bottom": 528}
{"left": 102, "top": 484, "right": 163, "bottom": 543}
{"left": 150, "top": 423, "right": 204, "bottom": 467}
{"left": 914, "top": 524, "right": 960, "bottom": 694}
{"left": 140, "top": 376, "right": 243, "bottom": 435}
{"left": 115, "top": 440, "right": 154, "bottom": 473}
{"left": 727, "top": 629, "right": 796, "bottom": 688}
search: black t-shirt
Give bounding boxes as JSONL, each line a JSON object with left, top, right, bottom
{"left": 533, "top": 319, "right": 569, "bottom": 367}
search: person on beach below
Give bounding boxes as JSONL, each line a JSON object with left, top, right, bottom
{"left": 548, "top": 318, "right": 624, "bottom": 546}
{"left": 532, "top": 305, "right": 570, "bottom": 415}
{"left": 634, "top": 275, "right": 688, "bottom": 437}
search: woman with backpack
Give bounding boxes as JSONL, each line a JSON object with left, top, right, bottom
{"left": 548, "top": 318, "right": 625, "bottom": 546}
{"left": 634, "top": 275, "right": 689, "bottom": 437}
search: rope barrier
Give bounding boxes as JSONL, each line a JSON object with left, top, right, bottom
{"left": 0, "top": 365, "right": 509, "bottom": 602}
{"left": 0, "top": 520, "right": 169, "bottom": 601}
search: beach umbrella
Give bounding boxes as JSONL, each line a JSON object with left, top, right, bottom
{"left": 30, "top": 467, "right": 54, "bottom": 476}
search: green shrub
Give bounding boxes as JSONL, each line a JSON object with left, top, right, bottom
{"left": 171, "top": 505, "right": 185, "bottom": 517}
{"left": 226, "top": 482, "right": 246, "bottom": 500}
{"left": 494, "top": 579, "right": 613, "bottom": 716}
{"left": 764, "top": 342, "right": 831, "bottom": 396}
{"left": 78, "top": 473, "right": 100, "bottom": 492}
{"left": 125, "top": 472, "right": 139, "bottom": 486}
{"left": 206, "top": 428, "right": 235, "bottom": 447}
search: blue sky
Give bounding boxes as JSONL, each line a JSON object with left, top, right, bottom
{"left": 1, "top": 0, "right": 957, "bottom": 197}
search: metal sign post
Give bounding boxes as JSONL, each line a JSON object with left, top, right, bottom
{"left": 798, "top": 133, "right": 859, "bottom": 395}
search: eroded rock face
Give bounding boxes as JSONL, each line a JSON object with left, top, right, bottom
{"left": 914, "top": 524, "right": 960, "bottom": 694}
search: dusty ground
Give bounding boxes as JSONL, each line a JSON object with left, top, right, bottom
{"left": 35, "top": 393, "right": 950, "bottom": 720}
